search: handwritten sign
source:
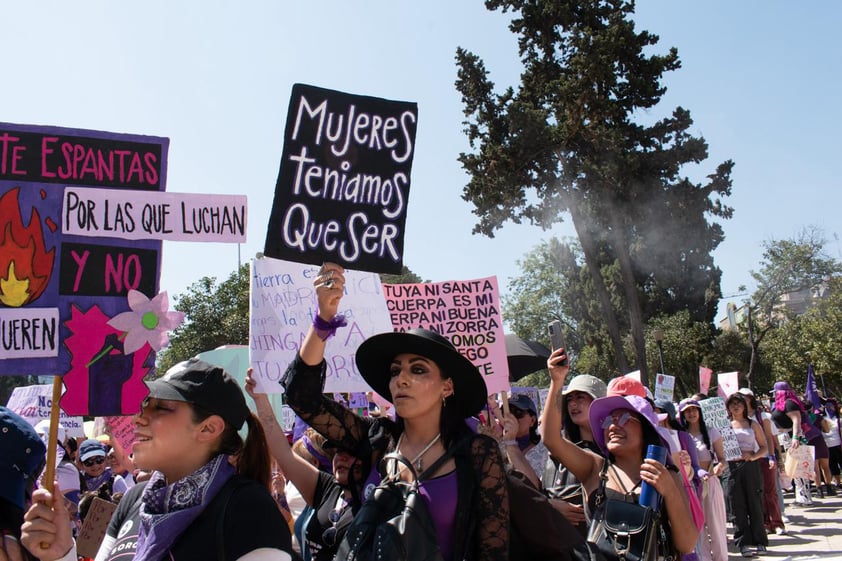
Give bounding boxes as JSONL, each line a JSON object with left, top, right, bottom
{"left": 63, "top": 187, "right": 247, "bottom": 243}
{"left": 0, "top": 122, "right": 167, "bottom": 379}
{"left": 5, "top": 384, "right": 84, "bottom": 437}
{"left": 699, "top": 397, "right": 742, "bottom": 461}
{"left": 249, "top": 257, "right": 392, "bottom": 393}
{"left": 77, "top": 498, "right": 118, "bottom": 558}
{"left": 0, "top": 307, "right": 59, "bottom": 359}
{"left": 654, "top": 374, "right": 675, "bottom": 402}
{"left": 105, "top": 415, "right": 136, "bottom": 455}
{"left": 383, "top": 277, "right": 508, "bottom": 395}
{"left": 263, "top": 84, "right": 417, "bottom": 274}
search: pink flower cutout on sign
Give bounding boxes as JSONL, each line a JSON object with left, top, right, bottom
{"left": 107, "top": 290, "right": 185, "bottom": 354}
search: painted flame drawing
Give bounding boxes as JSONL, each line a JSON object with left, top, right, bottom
{"left": 0, "top": 187, "right": 55, "bottom": 307}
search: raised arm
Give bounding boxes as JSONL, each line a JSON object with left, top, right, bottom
{"left": 281, "top": 264, "right": 371, "bottom": 453}
{"left": 540, "top": 348, "right": 601, "bottom": 487}
{"left": 246, "top": 370, "right": 321, "bottom": 505}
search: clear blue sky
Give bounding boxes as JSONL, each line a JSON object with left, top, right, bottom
{"left": 3, "top": 1, "right": 839, "bottom": 327}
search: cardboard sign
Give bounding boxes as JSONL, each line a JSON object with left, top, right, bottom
{"left": 383, "top": 277, "right": 508, "bottom": 395}
{"left": 248, "top": 257, "right": 392, "bottom": 393}
{"left": 263, "top": 84, "right": 417, "bottom": 274}
{"left": 76, "top": 497, "right": 118, "bottom": 558}
{"left": 699, "top": 397, "right": 742, "bottom": 461}
{"left": 654, "top": 374, "right": 675, "bottom": 402}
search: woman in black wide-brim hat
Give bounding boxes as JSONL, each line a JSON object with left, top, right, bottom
{"left": 281, "top": 263, "right": 508, "bottom": 561}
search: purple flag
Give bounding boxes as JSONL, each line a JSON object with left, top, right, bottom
{"left": 806, "top": 364, "right": 822, "bottom": 411}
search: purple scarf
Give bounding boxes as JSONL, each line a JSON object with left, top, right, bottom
{"left": 135, "top": 454, "right": 234, "bottom": 561}
{"left": 84, "top": 467, "right": 113, "bottom": 492}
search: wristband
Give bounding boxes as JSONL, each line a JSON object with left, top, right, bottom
{"left": 313, "top": 313, "right": 347, "bottom": 341}
{"left": 502, "top": 439, "right": 518, "bottom": 447}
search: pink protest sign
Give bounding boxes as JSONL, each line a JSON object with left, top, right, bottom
{"left": 717, "top": 371, "right": 739, "bottom": 398}
{"left": 105, "top": 415, "right": 136, "bottom": 455}
{"left": 699, "top": 366, "right": 713, "bottom": 395}
{"left": 62, "top": 187, "right": 247, "bottom": 243}
{"left": 383, "top": 276, "right": 508, "bottom": 395}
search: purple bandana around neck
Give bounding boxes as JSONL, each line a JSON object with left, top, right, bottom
{"left": 84, "top": 467, "right": 113, "bottom": 491}
{"left": 134, "top": 454, "right": 235, "bottom": 561}
{"left": 516, "top": 434, "right": 532, "bottom": 451}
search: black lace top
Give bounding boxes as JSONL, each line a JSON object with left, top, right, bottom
{"left": 282, "top": 354, "right": 509, "bottom": 561}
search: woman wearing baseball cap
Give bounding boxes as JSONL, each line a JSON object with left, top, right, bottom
{"left": 541, "top": 348, "right": 698, "bottom": 557}
{"left": 281, "top": 263, "right": 508, "bottom": 561}
{"left": 22, "top": 359, "right": 293, "bottom": 561}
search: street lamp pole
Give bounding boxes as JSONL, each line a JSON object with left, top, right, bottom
{"left": 653, "top": 329, "right": 666, "bottom": 374}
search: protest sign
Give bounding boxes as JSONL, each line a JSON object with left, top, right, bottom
{"left": 77, "top": 498, "right": 118, "bottom": 558}
{"left": 63, "top": 187, "right": 247, "bottom": 243}
{"left": 654, "top": 374, "right": 675, "bottom": 402}
{"left": 263, "top": 84, "right": 417, "bottom": 274}
{"left": 105, "top": 415, "right": 136, "bottom": 455}
{"left": 0, "top": 122, "right": 171, "bottom": 417}
{"left": 383, "top": 276, "right": 508, "bottom": 395}
{"left": 538, "top": 388, "right": 550, "bottom": 411}
{"left": 6, "top": 384, "right": 84, "bottom": 437}
{"left": 699, "top": 366, "right": 713, "bottom": 395}
{"left": 699, "top": 397, "right": 742, "bottom": 461}
{"left": 249, "top": 257, "right": 392, "bottom": 393}
{"left": 717, "top": 371, "right": 739, "bottom": 398}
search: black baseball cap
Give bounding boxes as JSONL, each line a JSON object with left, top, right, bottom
{"left": 146, "top": 358, "right": 249, "bottom": 430}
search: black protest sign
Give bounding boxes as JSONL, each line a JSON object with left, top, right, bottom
{"left": 263, "top": 84, "right": 417, "bottom": 274}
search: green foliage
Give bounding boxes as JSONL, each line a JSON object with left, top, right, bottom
{"left": 455, "top": 0, "right": 732, "bottom": 380}
{"left": 703, "top": 330, "right": 752, "bottom": 376}
{"left": 157, "top": 264, "right": 250, "bottom": 373}
{"left": 157, "top": 263, "right": 426, "bottom": 375}
{"left": 742, "top": 227, "right": 842, "bottom": 382}
{"left": 762, "top": 276, "right": 842, "bottom": 394}
{"left": 645, "top": 311, "right": 714, "bottom": 398}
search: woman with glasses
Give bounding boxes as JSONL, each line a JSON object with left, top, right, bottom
{"left": 282, "top": 263, "right": 508, "bottom": 561}
{"left": 246, "top": 371, "right": 367, "bottom": 561}
{"left": 22, "top": 359, "right": 293, "bottom": 561}
{"left": 541, "top": 349, "right": 698, "bottom": 557}
{"left": 78, "top": 440, "right": 128, "bottom": 495}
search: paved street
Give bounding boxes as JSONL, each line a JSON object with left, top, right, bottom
{"left": 727, "top": 489, "right": 842, "bottom": 560}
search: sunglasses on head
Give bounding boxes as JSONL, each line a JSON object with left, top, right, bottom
{"left": 83, "top": 456, "right": 105, "bottom": 467}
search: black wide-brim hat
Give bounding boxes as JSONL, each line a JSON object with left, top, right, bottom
{"left": 355, "top": 328, "right": 488, "bottom": 419}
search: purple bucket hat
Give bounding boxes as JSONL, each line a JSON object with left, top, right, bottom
{"left": 588, "top": 395, "right": 672, "bottom": 461}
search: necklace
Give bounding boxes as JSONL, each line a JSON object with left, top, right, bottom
{"left": 397, "top": 433, "right": 442, "bottom": 471}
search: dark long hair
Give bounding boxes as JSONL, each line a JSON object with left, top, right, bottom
{"left": 679, "top": 407, "right": 712, "bottom": 453}
{"left": 191, "top": 406, "right": 272, "bottom": 491}
{"left": 726, "top": 393, "right": 749, "bottom": 421}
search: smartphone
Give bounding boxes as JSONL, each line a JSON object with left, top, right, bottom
{"left": 548, "top": 320, "right": 569, "bottom": 366}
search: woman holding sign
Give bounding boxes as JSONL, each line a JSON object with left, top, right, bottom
{"left": 281, "top": 263, "right": 509, "bottom": 561}
{"left": 21, "top": 359, "right": 293, "bottom": 561}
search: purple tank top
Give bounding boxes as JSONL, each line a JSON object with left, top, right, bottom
{"left": 419, "top": 470, "right": 458, "bottom": 561}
